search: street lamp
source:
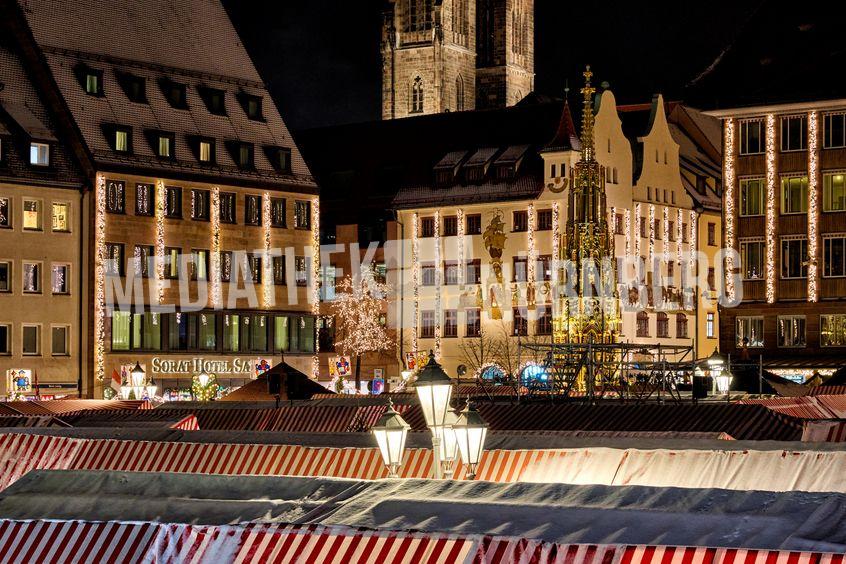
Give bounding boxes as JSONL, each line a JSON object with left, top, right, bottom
{"left": 372, "top": 399, "right": 411, "bottom": 478}
{"left": 706, "top": 348, "right": 726, "bottom": 368}
{"left": 198, "top": 370, "right": 210, "bottom": 388}
{"left": 715, "top": 368, "right": 733, "bottom": 396}
{"left": 415, "top": 351, "right": 453, "bottom": 479}
{"left": 453, "top": 401, "right": 488, "bottom": 480}
{"left": 433, "top": 410, "right": 459, "bottom": 478}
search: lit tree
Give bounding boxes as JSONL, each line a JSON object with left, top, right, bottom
{"left": 458, "top": 325, "right": 502, "bottom": 381}
{"left": 331, "top": 272, "right": 394, "bottom": 391}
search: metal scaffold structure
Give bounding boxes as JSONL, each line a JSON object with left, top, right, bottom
{"left": 515, "top": 341, "right": 697, "bottom": 403}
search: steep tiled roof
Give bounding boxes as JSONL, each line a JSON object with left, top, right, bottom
{"left": 0, "top": 40, "right": 84, "bottom": 188}
{"left": 15, "top": 0, "right": 315, "bottom": 191}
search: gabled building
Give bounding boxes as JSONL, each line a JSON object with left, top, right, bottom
{"left": 0, "top": 29, "right": 87, "bottom": 398}
{"left": 302, "top": 82, "right": 722, "bottom": 382}
{"left": 4, "top": 0, "right": 319, "bottom": 398}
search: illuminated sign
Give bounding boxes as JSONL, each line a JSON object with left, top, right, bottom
{"left": 150, "top": 357, "right": 268, "bottom": 376}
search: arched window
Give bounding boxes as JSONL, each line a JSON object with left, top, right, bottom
{"left": 411, "top": 76, "right": 424, "bottom": 114}
{"left": 636, "top": 311, "right": 650, "bottom": 337}
{"left": 676, "top": 314, "right": 689, "bottom": 339}
{"left": 657, "top": 312, "right": 669, "bottom": 338}
{"left": 455, "top": 76, "right": 464, "bottom": 111}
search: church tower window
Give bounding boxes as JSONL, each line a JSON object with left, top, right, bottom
{"left": 411, "top": 76, "right": 424, "bottom": 114}
{"left": 406, "top": 0, "right": 433, "bottom": 32}
{"left": 455, "top": 76, "right": 465, "bottom": 111}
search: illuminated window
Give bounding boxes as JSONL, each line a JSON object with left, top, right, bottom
{"left": 706, "top": 312, "right": 715, "bottom": 338}
{"left": 22, "top": 199, "right": 41, "bottom": 230}
{"left": 739, "top": 178, "right": 765, "bottom": 216}
{"left": 777, "top": 315, "right": 806, "bottom": 348}
{"left": 51, "top": 264, "right": 69, "bottom": 294}
{"left": 157, "top": 133, "right": 174, "bottom": 158}
{"left": 83, "top": 69, "right": 103, "bottom": 96}
{"left": 115, "top": 128, "right": 130, "bottom": 152}
{"left": 199, "top": 140, "right": 213, "bottom": 163}
{"left": 30, "top": 142, "right": 49, "bottom": 166}
{"left": 165, "top": 186, "right": 182, "bottom": 218}
{"left": 271, "top": 198, "right": 286, "bottom": 227}
{"left": 133, "top": 245, "right": 153, "bottom": 278}
{"left": 245, "top": 195, "right": 262, "bottom": 225}
{"left": 294, "top": 200, "right": 311, "bottom": 229}
{"left": 135, "top": 183, "right": 154, "bottom": 216}
{"left": 0, "top": 197, "right": 9, "bottom": 228}
{"left": 219, "top": 193, "right": 236, "bottom": 223}
{"left": 247, "top": 254, "right": 262, "bottom": 283}
{"left": 190, "top": 249, "right": 209, "bottom": 281}
{"left": 821, "top": 314, "right": 846, "bottom": 347}
{"left": 52, "top": 202, "right": 69, "bottom": 232}
{"left": 191, "top": 189, "right": 210, "bottom": 221}
{"left": 275, "top": 258, "right": 288, "bottom": 287}
{"left": 164, "top": 247, "right": 180, "bottom": 279}
{"left": 736, "top": 316, "right": 764, "bottom": 347}
{"left": 781, "top": 176, "right": 808, "bottom": 214}
{"left": 823, "top": 173, "right": 846, "bottom": 212}
{"left": 106, "top": 180, "right": 125, "bottom": 214}
{"left": 104, "top": 244, "right": 124, "bottom": 277}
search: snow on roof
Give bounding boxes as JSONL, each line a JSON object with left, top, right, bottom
{"left": 2, "top": 470, "right": 844, "bottom": 552}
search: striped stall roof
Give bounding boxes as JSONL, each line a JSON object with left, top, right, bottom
{"left": 473, "top": 403, "right": 804, "bottom": 440}
{"left": 810, "top": 386, "right": 846, "bottom": 396}
{"left": 803, "top": 421, "right": 846, "bottom": 443}
{"left": 0, "top": 416, "right": 67, "bottom": 428}
{"left": 0, "top": 400, "right": 151, "bottom": 416}
{"left": 0, "top": 434, "right": 83, "bottom": 490}
{"left": 0, "top": 519, "right": 839, "bottom": 564}
{"left": 57, "top": 409, "right": 201, "bottom": 429}
{"left": 740, "top": 397, "right": 842, "bottom": 419}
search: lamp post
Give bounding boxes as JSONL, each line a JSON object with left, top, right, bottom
{"left": 122, "top": 362, "right": 156, "bottom": 400}
{"left": 705, "top": 348, "right": 730, "bottom": 399}
{"left": 372, "top": 399, "right": 411, "bottom": 478}
{"left": 198, "top": 370, "right": 210, "bottom": 388}
{"left": 414, "top": 351, "right": 453, "bottom": 479}
{"left": 453, "top": 401, "right": 488, "bottom": 479}
{"left": 433, "top": 410, "right": 459, "bottom": 478}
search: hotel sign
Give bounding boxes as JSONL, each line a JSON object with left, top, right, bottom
{"left": 151, "top": 357, "right": 260, "bottom": 376}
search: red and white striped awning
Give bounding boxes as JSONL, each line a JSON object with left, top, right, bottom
{"left": 0, "top": 519, "right": 839, "bottom": 564}
{"left": 5, "top": 432, "right": 846, "bottom": 493}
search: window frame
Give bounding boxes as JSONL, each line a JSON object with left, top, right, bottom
{"left": 821, "top": 314, "right": 846, "bottom": 347}
{"left": 512, "top": 210, "right": 528, "bottom": 232}
{"left": 51, "top": 324, "right": 70, "bottom": 356}
{"left": 780, "top": 176, "right": 809, "bottom": 215}
{"left": 190, "top": 189, "right": 211, "bottom": 221}
{"left": 51, "top": 201, "right": 71, "bottom": 233}
{"left": 823, "top": 235, "right": 846, "bottom": 278}
{"left": 824, "top": 112, "right": 846, "bottom": 149}
{"left": 0, "top": 323, "right": 10, "bottom": 355}
{"left": 105, "top": 179, "right": 126, "bottom": 214}
{"left": 738, "top": 118, "right": 764, "bottom": 155}
{"left": 29, "top": 142, "right": 50, "bottom": 167}
{"left": 739, "top": 238, "right": 765, "bottom": 280}
{"left": 739, "top": 177, "right": 766, "bottom": 217}
{"left": 0, "top": 196, "right": 10, "bottom": 229}
{"left": 777, "top": 315, "right": 806, "bottom": 348}
{"left": 294, "top": 200, "right": 311, "bottom": 230}
{"left": 22, "top": 261, "right": 41, "bottom": 294}
{"left": 165, "top": 186, "right": 183, "bottom": 219}
{"left": 270, "top": 198, "right": 287, "bottom": 228}
{"left": 466, "top": 214, "right": 482, "bottom": 235}
{"left": 781, "top": 237, "right": 809, "bottom": 279}
{"left": 780, "top": 114, "right": 808, "bottom": 152}
{"left": 736, "top": 316, "right": 764, "bottom": 348}
{"left": 22, "top": 324, "right": 41, "bottom": 356}
{"left": 823, "top": 172, "right": 846, "bottom": 212}
{"left": 0, "top": 260, "right": 10, "bottom": 293}
{"left": 245, "top": 194, "right": 262, "bottom": 226}
{"left": 51, "top": 263, "right": 70, "bottom": 295}
{"left": 135, "top": 183, "right": 155, "bottom": 217}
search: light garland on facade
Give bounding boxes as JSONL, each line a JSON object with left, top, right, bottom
{"left": 552, "top": 202, "right": 561, "bottom": 279}
{"left": 262, "top": 192, "right": 272, "bottom": 309}
{"left": 411, "top": 212, "right": 419, "bottom": 355}
{"left": 648, "top": 204, "right": 655, "bottom": 263}
{"left": 662, "top": 206, "right": 670, "bottom": 265}
{"left": 689, "top": 211, "right": 697, "bottom": 271}
{"left": 723, "top": 118, "right": 736, "bottom": 302}
{"left": 434, "top": 210, "right": 442, "bottom": 358}
{"left": 634, "top": 203, "right": 641, "bottom": 258}
{"left": 624, "top": 208, "right": 631, "bottom": 257}
{"left": 210, "top": 187, "right": 221, "bottom": 309}
{"left": 94, "top": 174, "right": 106, "bottom": 384}
{"left": 155, "top": 179, "right": 166, "bottom": 304}
{"left": 527, "top": 203, "right": 536, "bottom": 291}
{"left": 765, "top": 114, "right": 777, "bottom": 304}
{"left": 808, "top": 111, "right": 819, "bottom": 303}
{"left": 676, "top": 208, "right": 683, "bottom": 265}
{"left": 311, "top": 196, "right": 321, "bottom": 378}
{"left": 457, "top": 208, "right": 465, "bottom": 287}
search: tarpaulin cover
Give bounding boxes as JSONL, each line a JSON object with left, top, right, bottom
{"left": 4, "top": 433, "right": 846, "bottom": 493}
{"left": 1, "top": 471, "right": 846, "bottom": 552}
{"left": 0, "top": 519, "right": 839, "bottom": 564}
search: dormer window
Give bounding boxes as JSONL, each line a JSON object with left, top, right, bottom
{"left": 199, "top": 140, "right": 213, "bottom": 163}
{"left": 228, "top": 141, "right": 254, "bottom": 169}
{"left": 160, "top": 78, "right": 188, "bottom": 109}
{"left": 79, "top": 65, "right": 104, "bottom": 96}
{"left": 239, "top": 93, "right": 264, "bottom": 120}
{"left": 116, "top": 71, "right": 147, "bottom": 103}
{"left": 29, "top": 142, "right": 50, "bottom": 166}
{"left": 115, "top": 127, "right": 131, "bottom": 153}
{"left": 265, "top": 146, "right": 291, "bottom": 174}
{"left": 148, "top": 131, "right": 176, "bottom": 159}
{"left": 198, "top": 87, "right": 227, "bottom": 116}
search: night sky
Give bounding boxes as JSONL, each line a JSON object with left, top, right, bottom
{"left": 222, "top": 1, "right": 832, "bottom": 131}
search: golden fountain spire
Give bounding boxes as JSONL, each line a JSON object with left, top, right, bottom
{"left": 579, "top": 65, "right": 596, "bottom": 162}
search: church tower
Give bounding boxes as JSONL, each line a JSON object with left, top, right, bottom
{"left": 381, "top": 0, "right": 534, "bottom": 119}
{"left": 476, "top": 0, "right": 534, "bottom": 109}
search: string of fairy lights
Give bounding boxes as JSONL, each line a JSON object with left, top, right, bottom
{"left": 411, "top": 211, "right": 419, "bottom": 356}
{"left": 457, "top": 209, "right": 465, "bottom": 287}
{"left": 210, "top": 187, "right": 221, "bottom": 308}
{"left": 527, "top": 203, "right": 536, "bottom": 295}
{"left": 155, "top": 180, "right": 166, "bottom": 304}
{"left": 676, "top": 209, "right": 683, "bottom": 265}
{"left": 262, "top": 192, "right": 272, "bottom": 309}
{"left": 662, "top": 206, "right": 670, "bottom": 266}
{"left": 765, "top": 114, "right": 777, "bottom": 304}
{"left": 634, "top": 202, "right": 641, "bottom": 258}
{"left": 311, "top": 196, "right": 321, "bottom": 378}
{"left": 648, "top": 203, "right": 655, "bottom": 264}
{"left": 434, "top": 210, "right": 442, "bottom": 358}
{"left": 723, "top": 118, "right": 736, "bottom": 303}
{"left": 807, "top": 111, "right": 819, "bottom": 303}
{"left": 93, "top": 174, "right": 106, "bottom": 383}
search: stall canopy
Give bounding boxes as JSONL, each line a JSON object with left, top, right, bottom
{"left": 220, "top": 362, "right": 328, "bottom": 402}
{"left": 0, "top": 470, "right": 845, "bottom": 553}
